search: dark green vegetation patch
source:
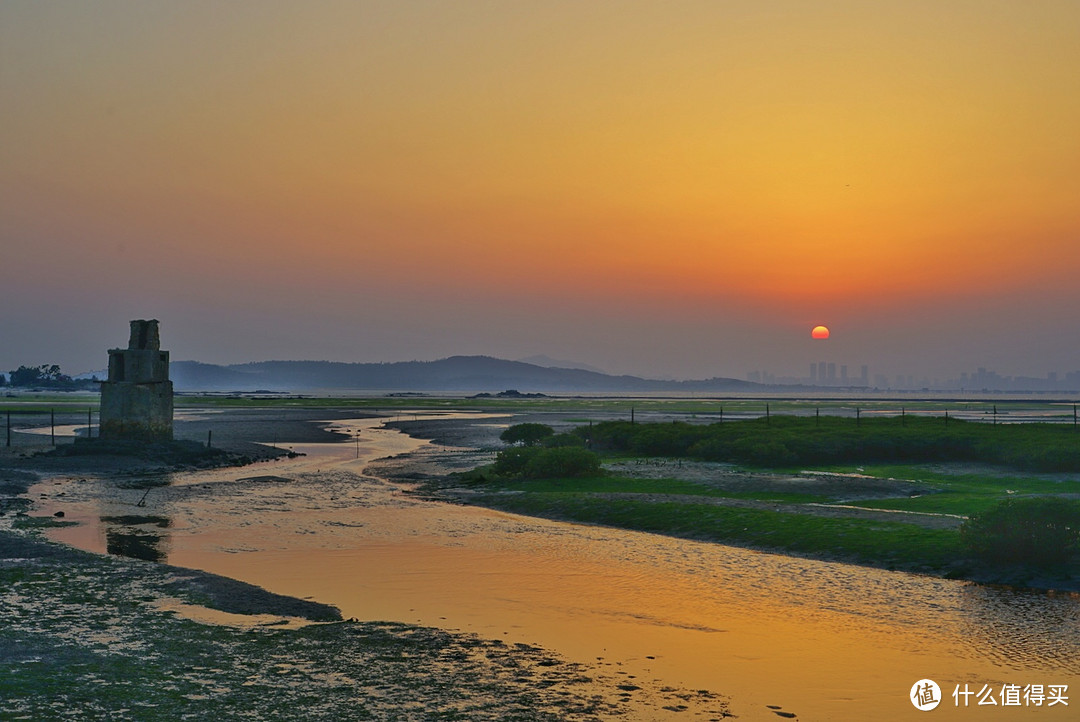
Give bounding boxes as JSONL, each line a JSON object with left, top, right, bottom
{"left": 961, "top": 497, "right": 1080, "bottom": 569}
{"left": 584, "top": 416, "right": 1080, "bottom": 472}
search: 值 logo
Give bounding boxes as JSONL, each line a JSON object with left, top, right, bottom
{"left": 911, "top": 679, "right": 942, "bottom": 711}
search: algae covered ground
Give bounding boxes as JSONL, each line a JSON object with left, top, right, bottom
{"left": 0, "top": 522, "right": 731, "bottom": 721}
{"left": 0, "top": 405, "right": 733, "bottom": 722}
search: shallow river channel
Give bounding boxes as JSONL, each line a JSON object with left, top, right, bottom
{"left": 35, "top": 413, "right": 1080, "bottom": 720}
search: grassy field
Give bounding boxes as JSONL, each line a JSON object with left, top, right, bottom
{"left": 441, "top": 444, "right": 1080, "bottom": 589}
{"left": 585, "top": 415, "right": 1080, "bottom": 472}
{"left": 822, "top": 463, "right": 1079, "bottom": 516}
{"left": 456, "top": 479, "right": 965, "bottom": 572}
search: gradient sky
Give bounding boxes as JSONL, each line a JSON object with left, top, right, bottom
{"left": 3, "top": 1, "right": 1079, "bottom": 383}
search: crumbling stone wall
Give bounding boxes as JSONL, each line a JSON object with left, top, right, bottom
{"left": 99, "top": 320, "right": 174, "bottom": 440}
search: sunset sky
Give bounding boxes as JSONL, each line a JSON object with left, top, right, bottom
{"left": 3, "top": 1, "right": 1079, "bottom": 383}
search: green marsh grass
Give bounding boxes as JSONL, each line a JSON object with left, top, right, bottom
{"left": 450, "top": 414, "right": 1080, "bottom": 585}
{"left": 475, "top": 492, "right": 964, "bottom": 572}
{"left": 585, "top": 415, "right": 1080, "bottom": 472}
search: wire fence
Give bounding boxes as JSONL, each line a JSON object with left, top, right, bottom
{"left": 1, "top": 408, "right": 97, "bottom": 448}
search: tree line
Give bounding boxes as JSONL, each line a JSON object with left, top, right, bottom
{"left": 2, "top": 364, "right": 98, "bottom": 390}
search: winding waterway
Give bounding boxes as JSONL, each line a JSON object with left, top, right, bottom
{"left": 35, "top": 413, "right": 1080, "bottom": 720}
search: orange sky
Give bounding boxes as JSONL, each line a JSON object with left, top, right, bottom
{"left": 2, "top": 1, "right": 1079, "bottom": 381}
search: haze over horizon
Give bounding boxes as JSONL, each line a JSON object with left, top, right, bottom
{"left": 3, "top": 2, "right": 1078, "bottom": 384}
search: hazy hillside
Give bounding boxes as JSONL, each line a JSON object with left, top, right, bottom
{"left": 170, "top": 361, "right": 269, "bottom": 390}
{"left": 516, "top": 355, "right": 608, "bottom": 374}
{"left": 170, "top": 356, "right": 759, "bottom": 393}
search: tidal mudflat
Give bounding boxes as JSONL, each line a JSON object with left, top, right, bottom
{"left": 5, "top": 406, "right": 1080, "bottom": 720}
{"left": 1, "top": 411, "right": 731, "bottom": 721}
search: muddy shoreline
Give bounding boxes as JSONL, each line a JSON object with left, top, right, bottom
{"left": 1, "top": 408, "right": 734, "bottom": 720}
{"left": 0, "top": 523, "right": 731, "bottom": 720}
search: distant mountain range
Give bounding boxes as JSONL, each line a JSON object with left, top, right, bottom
{"left": 515, "top": 355, "right": 608, "bottom": 374}
{"left": 168, "top": 356, "right": 760, "bottom": 393}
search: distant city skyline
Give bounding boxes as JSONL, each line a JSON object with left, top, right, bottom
{"left": 749, "top": 361, "right": 1080, "bottom": 393}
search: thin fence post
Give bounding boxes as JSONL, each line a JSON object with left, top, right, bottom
{"left": 993, "top": 404, "right": 997, "bottom": 425}
{"left": 816, "top": 408, "right": 820, "bottom": 426}
{"left": 945, "top": 410, "right": 949, "bottom": 427}
{"left": 88, "top": 407, "right": 92, "bottom": 439}
{"left": 207, "top": 429, "right": 212, "bottom": 449}
{"left": 1074, "top": 404, "right": 1077, "bottom": 429}
{"left": 766, "top": 403, "right": 770, "bottom": 426}
{"left": 631, "top": 407, "right": 635, "bottom": 425}
{"left": 719, "top": 406, "right": 723, "bottom": 424}
{"left": 6, "top": 410, "right": 10, "bottom": 447}
{"left": 902, "top": 407, "right": 906, "bottom": 426}
{"left": 856, "top": 407, "right": 861, "bottom": 427}
{"left": 51, "top": 409, "right": 55, "bottom": 446}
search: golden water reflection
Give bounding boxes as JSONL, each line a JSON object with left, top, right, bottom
{"left": 38, "top": 413, "right": 1080, "bottom": 720}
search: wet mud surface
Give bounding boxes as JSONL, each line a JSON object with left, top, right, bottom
{"left": 0, "top": 524, "right": 732, "bottom": 721}
{"left": 8, "top": 406, "right": 1079, "bottom": 720}
{"left": 1, "top": 408, "right": 734, "bottom": 721}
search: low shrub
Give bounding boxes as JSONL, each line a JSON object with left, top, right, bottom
{"left": 543, "top": 433, "right": 585, "bottom": 448}
{"left": 523, "top": 447, "right": 602, "bottom": 479}
{"left": 493, "top": 446, "right": 542, "bottom": 476}
{"left": 960, "top": 497, "right": 1080, "bottom": 569}
{"left": 499, "top": 423, "right": 554, "bottom": 447}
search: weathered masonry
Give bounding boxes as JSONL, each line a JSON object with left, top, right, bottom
{"left": 99, "top": 319, "right": 174, "bottom": 440}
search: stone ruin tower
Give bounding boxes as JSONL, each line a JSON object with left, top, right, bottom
{"left": 99, "top": 319, "right": 174, "bottom": 440}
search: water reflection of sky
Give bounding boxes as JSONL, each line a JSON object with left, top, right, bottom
{"left": 958, "top": 585, "right": 1080, "bottom": 673}
{"left": 33, "top": 411, "right": 1080, "bottom": 721}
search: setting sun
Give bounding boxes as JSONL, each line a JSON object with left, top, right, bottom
{"left": 811, "top": 325, "right": 830, "bottom": 340}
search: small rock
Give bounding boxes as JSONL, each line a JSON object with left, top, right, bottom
{"left": 53, "top": 510, "right": 65, "bottom": 518}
